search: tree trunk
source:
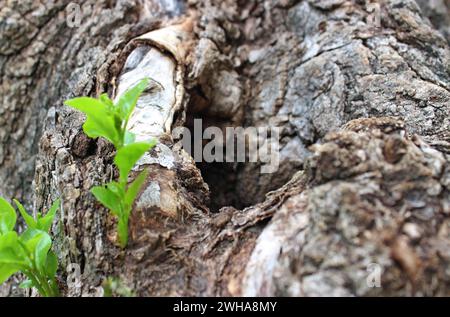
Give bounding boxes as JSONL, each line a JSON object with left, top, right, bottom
{"left": 0, "top": 0, "right": 449, "bottom": 297}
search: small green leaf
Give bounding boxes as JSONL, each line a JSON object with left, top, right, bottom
{"left": 0, "top": 198, "right": 16, "bottom": 235}
{"left": 14, "top": 199, "right": 37, "bottom": 230}
{"left": 0, "top": 234, "right": 25, "bottom": 283}
{"left": 37, "top": 199, "right": 60, "bottom": 232}
{"left": 0, "top": 264, "right": 19, "bottom": 285}
{"left": 124, "top": 169, "right": 149, "bottom": 213}
{"left": 33, "top": 231, "right": 52, "bottom": 273}
{"left": 64, "top": 97, "right": 120, "bottom": 148}
{"left": 99, "top": 93, "right": 114, "bottom": 111}
{"left": 114, "top": 141, "right": 156, "bottom": 183}
{"left": 106, "top": 182, "right": 125, "bottom": 199}
{"left": 91, "top": 186, "right": 121, "bottom": 216}
{"left": 19, "top": 229, "right": 51, "bottom": 271}
{"left": 102, "top": 277, "right": 135, "bottom": 297}
{"left": 116, "top": 78, "right": 149, "bottom": 122}
{"left": 19, "top": 228, "right": 39, "bottom": 244}
{"left": 0, "top": 232, "right": 29, "bottom": 268}
{"left": 19, "top": 279, "right": 33, "bottom": 289}
{"left": 102, "top": 277, "right": 114, "bottom": 297}
{"left": 20, "top": 228, "right": 40, "bottom": 245}
{"left": 45, "top": 250, "right": 58, "bottom": 278}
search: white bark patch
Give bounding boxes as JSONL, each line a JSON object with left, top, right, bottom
{"left": 242, "top": 194, "right": 309, "bottom": 296}
{"left": 242, "top": 224, "right": 285, "bottom": 296}
{"left": 114, "top": 21, "right": 192, "bottom": 140}
{"left": 134, "top": 143, "right": 175, "bottom": 170}
{"left": 137, "top": 181, "right": 161, "bottom": 209}
{"left": 117, "top": 48, "right": 177, "bottom": 138}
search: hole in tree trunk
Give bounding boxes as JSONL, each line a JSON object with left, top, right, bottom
{"left": 184, "top": 111, "right": 244, "bottom": 212}
{"left": 184, "top": 91, "right": 277, "bottom": 213}
{"left": 183, "top": 102, "right": 302, "bottom": 212}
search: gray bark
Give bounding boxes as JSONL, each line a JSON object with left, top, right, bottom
{"left": 416, "top": 0, "right": 450, "bottom": 44}
{"left": 0, "top": 0, "right": 449, "bottom": 296}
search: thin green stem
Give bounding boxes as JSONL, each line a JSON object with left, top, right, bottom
{"left": 24, "top": 270, "right": 47, "bottom": 297}
{"left": 49, "top": 278, "right": 60, "bottom": 296}
{"left": 30, "top": 262, "right": 50, "bottom": 296}
{"left": 118, "top": 213, "right": 129, "bottom": 248}
{"left": 18, "top": 240, "right": 59, "bottom": 297}
{"left": 38, "top": 274, "right": 54, "bottom": 297}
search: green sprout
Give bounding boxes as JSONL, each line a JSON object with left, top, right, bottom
{"left": 102, "top": 277, "right": 135, "bottom": 297}
{"left": 65, "top": 79, "right": 156, "bottom": 248}
{"left": 0, "top": 197, "right": 60, "bottom": 297}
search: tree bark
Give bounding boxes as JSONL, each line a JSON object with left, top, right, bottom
{"left": 0, "top": 0, "right": 449, "bottom": 296}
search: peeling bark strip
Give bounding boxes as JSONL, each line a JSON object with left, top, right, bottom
{"left": 113, "top": 19, "right": 194, "bottom": 138}
{"left": 0, "top": 0, "right": 449, "bottom": 297}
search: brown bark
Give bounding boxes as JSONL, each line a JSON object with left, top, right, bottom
{"left": 0, "top": 0, "right": 449, "bottom": 296}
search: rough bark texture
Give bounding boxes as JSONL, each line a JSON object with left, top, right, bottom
{"left": 416, "top": 0, "right": 450, "bottom": 44}
{"left": 0, "top": 0, "right": 449, "bottom": 297}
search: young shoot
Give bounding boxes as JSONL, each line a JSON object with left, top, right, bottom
{"left": 0, "top": 198, "right": 60, "bottom": 297}
{"left": 65, "top": 78, "right": 156, "bottom": 248}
